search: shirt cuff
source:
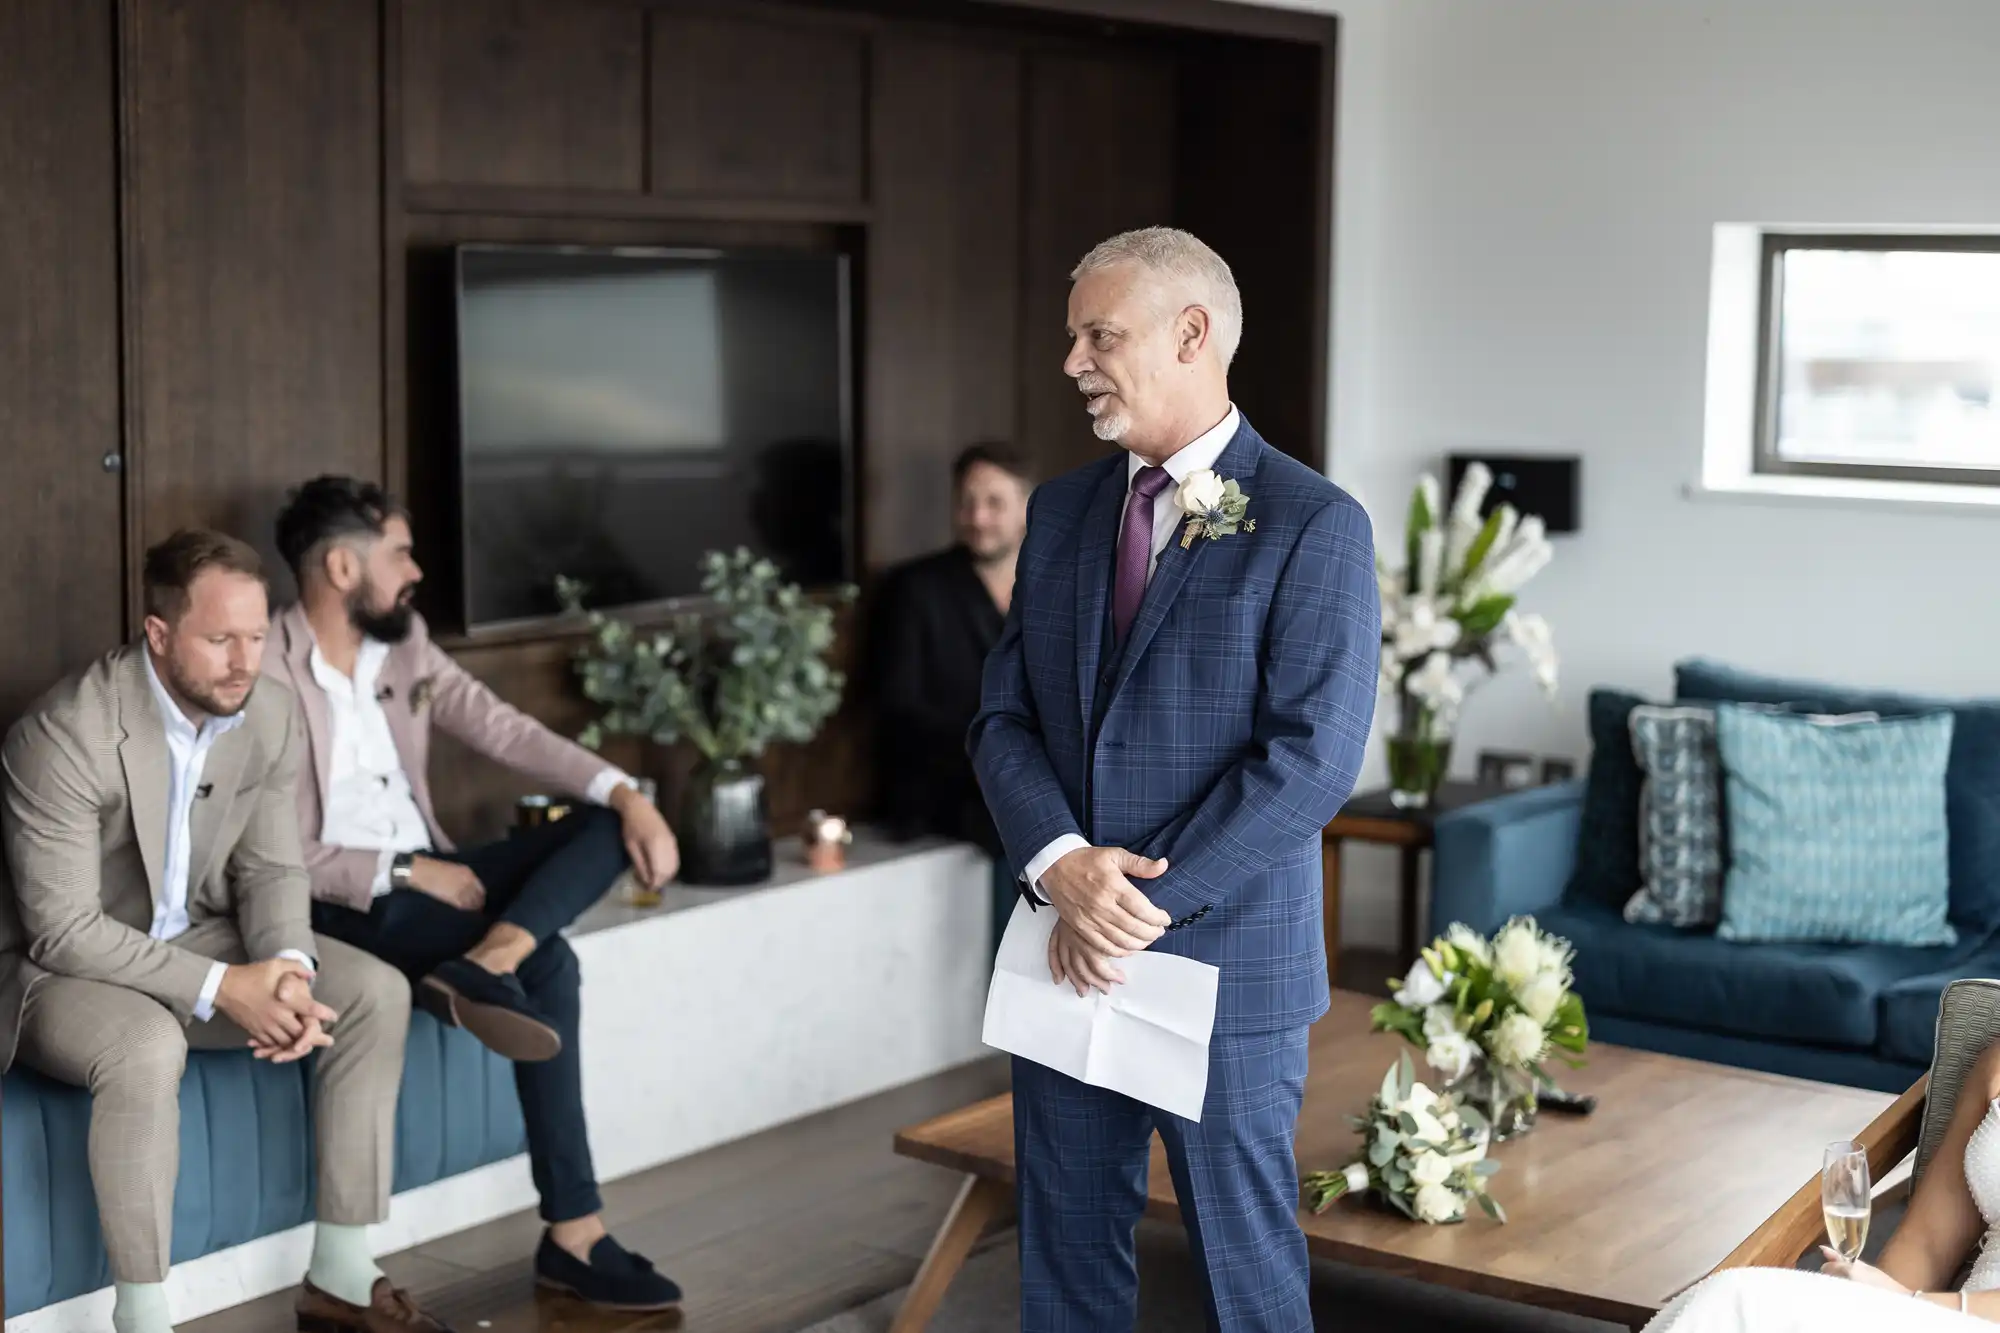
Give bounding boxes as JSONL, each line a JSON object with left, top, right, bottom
{"left": 1022, "top": 835, "right": 1090, "bottom": 906}
{"left": 370, "top": 848, "right": 396, "bottom": 898}
{"left": 194, "top": 961, "right": 228, "bottom": 1023}
{"left": 586, "top": 767, "right": 638, "bottom": 807}
{"left": 274, "top": 948, "right": 318, "bottom": 979}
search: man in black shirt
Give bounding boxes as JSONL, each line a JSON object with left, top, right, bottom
{"left": 872, "top": 444, "right": 1032, "bottom": 961}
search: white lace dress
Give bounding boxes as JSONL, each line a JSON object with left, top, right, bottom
{"left": 1644, "top": 1100, "right": 2000, "bottom": 1331}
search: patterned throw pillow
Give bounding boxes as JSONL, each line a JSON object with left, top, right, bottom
{"left": 1715, "top": 705, "right": 1957, "bottom": 947}
{"left": 1623, "top": 706, "right": 1725, "bottom": 928}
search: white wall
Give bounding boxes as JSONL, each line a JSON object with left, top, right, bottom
{"left": 1252, "top": 0, "right": 2000, "bottom": 949}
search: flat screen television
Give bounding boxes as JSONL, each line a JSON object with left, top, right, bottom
{"left": 451, "top": 243, "right": 852, "bottom": 628}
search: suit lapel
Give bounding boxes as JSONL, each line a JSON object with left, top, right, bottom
{"left": 187, "top": 726, "right": 250, "bottom": 893}
{"left": 1108, "top": 425, "right": 1267, "bottom": 700}
{"left": 115, "top": 650, "right": 170, "bottom": 907}
{"left": 283, "top": 605, "right": 336, "bottom": 808}
{"left": 1073, "top": 463, "right": 1127, "bottom": 735}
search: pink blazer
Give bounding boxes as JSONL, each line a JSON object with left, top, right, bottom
{"left": 262, "top": 604, "right": 614, "bottom": 911}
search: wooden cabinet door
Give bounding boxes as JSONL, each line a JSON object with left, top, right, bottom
{"left": 651, "top": 12, "right": 866, "bottom": 204}
{"left": 124, "top": 0, "right": 384, "bottom": 584}
{"left": 0, "top": 0, "right": 125, "bottom": 720}
{"left": 1018, "top": 50, "right": 1176, "bottom": 483}
{"left": 864, "top": 35, "right": 1022, "bottom": 569}
{"left": 402, "top": 0, "right": 646, "bottom": 192}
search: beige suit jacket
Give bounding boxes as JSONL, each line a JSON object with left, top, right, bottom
{"left": 0, "top": 645, "right": 315, "bottom": 1072}
{"left": 262, "top": 605, "right": 614, "bottom": 912}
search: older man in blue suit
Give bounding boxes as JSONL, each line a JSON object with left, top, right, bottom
{"left": 969, "top": 227, "right": 1379, "bottom": 1330}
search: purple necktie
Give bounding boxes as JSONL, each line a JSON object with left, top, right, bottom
{"left": 1112, "top": 466, "right": 1173, "bottom": 643}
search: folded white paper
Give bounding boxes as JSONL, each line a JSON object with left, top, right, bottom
{"left": 981, "top": 896, "right": 1220, "bottom": 1122}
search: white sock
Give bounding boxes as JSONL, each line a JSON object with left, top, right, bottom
{"left": 307, "top": 1223, "right": 386, "bottom": 1308}
{"left": 112, "top": 1281, "right": 173, "bottom": 1333}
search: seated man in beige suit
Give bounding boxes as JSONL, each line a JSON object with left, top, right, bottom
{"left": 0, "top": 530, "right": 452, "bottom": 1333}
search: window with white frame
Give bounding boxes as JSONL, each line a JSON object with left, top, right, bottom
{"left": 1755, "top": 235, "right": 2000, "bottom": 486}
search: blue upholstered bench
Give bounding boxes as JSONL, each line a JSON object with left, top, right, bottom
{"left": 3, "top": 1011, "right": 524, "bottom": 1317}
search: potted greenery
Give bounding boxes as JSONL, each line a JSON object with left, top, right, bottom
{"left": 557, "top": 549, "right": 854, "bottom": 886}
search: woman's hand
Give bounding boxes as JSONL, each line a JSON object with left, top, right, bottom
{"left": 1818, "top": 1249, "right": 1912, "bottom": 1295}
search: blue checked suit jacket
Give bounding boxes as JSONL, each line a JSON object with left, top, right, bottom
{"left": 969, "top": 416, "right": 1380, "bottom": 1035}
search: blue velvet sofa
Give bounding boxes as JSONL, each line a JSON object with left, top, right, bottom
{"left": 1430, "top": 660, "right": 2000, "bottom": 1096}
{"left": 3, "top": 1012, "right": 523, "bottom": 1317}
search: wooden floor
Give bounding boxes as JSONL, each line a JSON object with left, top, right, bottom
{"left": 184, "top": 951, "right": 1397, "bottom": 1333}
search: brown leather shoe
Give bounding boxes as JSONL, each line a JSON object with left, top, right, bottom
{"left": 297, "top": 1278, "right": 454, "bottom": 1333}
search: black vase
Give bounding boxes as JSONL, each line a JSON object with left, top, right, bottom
{"left": 677, "top": 758, "right": 772, "bottom": 886}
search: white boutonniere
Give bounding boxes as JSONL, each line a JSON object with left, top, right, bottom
{"left": 1174, "top": 469, "right": 1255, "bottom": 550}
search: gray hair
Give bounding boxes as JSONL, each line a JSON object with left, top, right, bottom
{"left": 1071, "top": 227, "right": 1243, "bottom": 368}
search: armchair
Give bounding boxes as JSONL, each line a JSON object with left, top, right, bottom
{"left": 1717, "top": 977, "right": 2000, "bottom": 1272}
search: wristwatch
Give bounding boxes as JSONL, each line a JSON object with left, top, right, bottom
{"left": 389, "top": 852, "right": 416, "bottom": 890}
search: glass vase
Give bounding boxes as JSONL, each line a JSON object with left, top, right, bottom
{"left": 1386, "top": 696, "right": 1453, "bottom": 808}
{"left": 1448, "top": 1058, "right": 1539, "bottom": 1142}
{"left": 677, "top": 757, "right": 773, "bottom": 886}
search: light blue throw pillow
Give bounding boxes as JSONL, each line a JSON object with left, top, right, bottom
{"left": 1715, "top": 704, "right": 1956, "bottom": 947}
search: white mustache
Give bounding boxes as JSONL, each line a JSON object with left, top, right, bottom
{"left": 1075, "top": 374, "right": 1115, "bottom": 396}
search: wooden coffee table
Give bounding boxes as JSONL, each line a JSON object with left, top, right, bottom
{"left": 889, "top": 992, "right": 1906, "bottom": 1330}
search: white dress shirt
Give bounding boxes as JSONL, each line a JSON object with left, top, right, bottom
{"left": 310, "top": 635, "right": 638, "bottom": 896}
{"left": 1022, "top": 405, "right": 1243, "bottom": 899}
{"left": 142, "top": 656, "right": 315, "bottom": 1020}
{"left": 311, "top": 640, "right": 437, "bottom": 896}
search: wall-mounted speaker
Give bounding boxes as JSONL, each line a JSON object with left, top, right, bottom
{"left": 1445, "top": 453, "right": 1580, "bottom": 535}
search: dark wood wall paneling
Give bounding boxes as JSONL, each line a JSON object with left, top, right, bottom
{"left": 864, "top": 34, "right": 1023, "bottom": 565}
{"left": 123, "top": 0, "right": 384, "bottom": 600}
{"left": 0, "top": 0, "right": 1334, "bottom": 854}
{"left": 1017, "top": 50, "right": 1178, "bottom": 484}
{"left": 0, "top": 0, "right": 125, "bottom": 722}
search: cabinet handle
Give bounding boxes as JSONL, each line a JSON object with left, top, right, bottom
{"left": 102, "top": 453, "right": 124, "bottom": 473}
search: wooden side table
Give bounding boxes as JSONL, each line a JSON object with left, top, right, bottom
{"left": 1321, "top": 781, "right": 1506, "bottom": 987}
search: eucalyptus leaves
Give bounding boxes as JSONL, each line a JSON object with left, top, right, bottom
{"left": 557, "top": 549, "right": 854, "bottom": 764}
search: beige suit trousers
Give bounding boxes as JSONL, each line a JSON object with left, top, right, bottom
{"left": 14, "top": 920, "right": 409, "bottom": 1282}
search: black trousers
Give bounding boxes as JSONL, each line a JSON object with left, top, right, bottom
{"left": 311, "top": 806, "right": 628, "bottom": 1223}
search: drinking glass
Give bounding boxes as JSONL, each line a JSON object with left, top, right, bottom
{"left": 1821, "top": 1139, "right": 1872, "bottom": 1262}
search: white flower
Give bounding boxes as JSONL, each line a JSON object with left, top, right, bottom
{"left": 1517, "top": 972, "right": 1565, "bottom": 1026}
{"left": 1408, "top": 1149, "right": 1454, "bottom": 1187}
{"left": 1342, "top": 1163, "right": 1371, "bottom": 1195}
{"left": 1394, "top": 958, "right": 1451, "bottom": 1009}
{"left": 1414, "top": 1182, "right": 1463, "bottom": 1224}
{"left": 1406, "top": 652, "right": 1463, "bottom": 714}
{"left": 1445, "top": 923, "right": 1491, "bottom": 967}
{"left": 1489, "top": 1011, "right": 1550, "bottom": 1067}
{"left": 1389, "top": 596, "right": 1460, "bottom": 662}
{"left": 1175, "top": 469, "right": 1226, "bottom": 516}
{"left": 1492, "top": 921, "right": 1541, "bottom": 990}
{"left": 1398, "top": 1081, "right": 1442, "bottom": 1116}
{"left": 1416, "top": 528, "right": 1445, "bottom": 597}
{"left": 1450, "top": 461, "right": 1494, "bottom": 528}
{"left": 1534, "top": 933, "right": 1572, "bottom": 982}
{"left": 1425, "top": 1031, "right": 1477, "bottom": 1081}
{"left": 1505, "top": 611, "right": 1561, "bottom": 700}
{"left": 1423, "top": 1004, "right": 1459, "bottom": 1044}
{"left": 1405, "top": 1106, "right": 1449, "bottom": 1146}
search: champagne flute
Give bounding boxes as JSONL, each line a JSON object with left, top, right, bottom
{"left": 1822, "top": 1139, "right": 1872, "bottom": 1263}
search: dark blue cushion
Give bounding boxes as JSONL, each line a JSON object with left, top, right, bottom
{"left": 4, "top": 1011, "right": 523, "bottom": 1318}
{"left": 1676, "top": 658, "right": 2000, "bottom": 936}
{"left": 1563, "top": 688, "right": 1650, "bottom": 911}
{"left": 1540, "top": 900, "right": 1980, "bottom": 1049}
{"left": 1877, "top": 938, "right": 2000, "bottom": 1067}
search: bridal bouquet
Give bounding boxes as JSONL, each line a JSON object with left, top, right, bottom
{"left": 1302, "top": 1056, "right": 1504, "bottom": 1224}
{"left": 1371, "top": 919, "right": 1589, "bottom": 1138}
